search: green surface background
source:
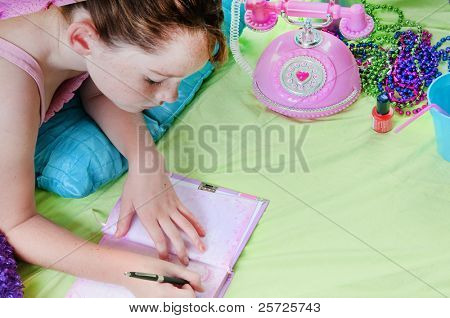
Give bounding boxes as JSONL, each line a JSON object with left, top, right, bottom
{"left": 20, "top": 0, "right": 450, "bottom": 297}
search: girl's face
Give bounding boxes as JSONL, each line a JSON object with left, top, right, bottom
{"left": 85, "top": 31, "right": 210, "bottom": 112}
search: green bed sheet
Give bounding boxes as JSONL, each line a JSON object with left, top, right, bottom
{"left": 20, "top": 0, "right": 450, "bottom": 297}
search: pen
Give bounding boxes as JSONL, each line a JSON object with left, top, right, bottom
{"left": 124, "top": 272, "right": 189, "bottom": 286}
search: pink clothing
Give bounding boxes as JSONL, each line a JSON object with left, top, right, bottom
{"left": 0, "top": 1, "right": 81, "bottom": 20}
{"left": 0, "top": 0, "right": 88, "bottom": 125}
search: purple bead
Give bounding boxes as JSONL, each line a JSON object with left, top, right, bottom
{"left": 0, "top": 233, "right": 23, "bottom": 298}
{"left": 406, "top": 111, "right": 412, "bottom": 116}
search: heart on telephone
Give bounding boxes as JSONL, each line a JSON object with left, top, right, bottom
{"left": 296, "top": 71, "right": 310, "bottom": 83}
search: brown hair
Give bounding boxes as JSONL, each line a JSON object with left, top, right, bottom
{"left": 61, "top": 0, "right": 227, "bottom": 66}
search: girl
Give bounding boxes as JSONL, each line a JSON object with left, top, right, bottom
{"left": 0, "top": 0, "right": 227, "bottom": 297}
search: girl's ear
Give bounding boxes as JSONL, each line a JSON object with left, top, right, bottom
{"left": 67, "top": 20, "right": 99, "bottom": 56}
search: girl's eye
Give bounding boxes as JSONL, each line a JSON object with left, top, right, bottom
{"left": 145, "top": 77, "right": 163, "bottom": 86}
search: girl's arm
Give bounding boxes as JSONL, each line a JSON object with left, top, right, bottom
{"left": 0, "top": 63, "right": 202, "bottom": 297}
{"left": 79, "top": 78, "right": 206, "bottom": 266}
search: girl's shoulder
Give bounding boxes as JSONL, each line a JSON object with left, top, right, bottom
{"left": 0, "top": 51, "right": 42, "bottom": 125}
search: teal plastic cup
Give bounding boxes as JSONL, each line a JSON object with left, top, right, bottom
{"left": 428, "top": 73, "right": 450, "bottom": 162}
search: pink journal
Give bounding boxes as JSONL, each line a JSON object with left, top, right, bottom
{"left": 66, "top": 173, "right": 269, "bottom": 298}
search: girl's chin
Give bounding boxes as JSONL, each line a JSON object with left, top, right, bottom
{"left": 140, "top": 104, "right": 161, "bottom": 111}
{"left": 115, "top": 101, "right": 160, "bottom": 113}
{"left": 115, "top": 104, "right": 144, "bottom": 113}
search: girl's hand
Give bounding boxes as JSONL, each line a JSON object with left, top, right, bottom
{"left": 122, "top": 256, "right": 204, "bottom": 298}
{"left": 115, "top": 153, "right": 206, "bottom": 265}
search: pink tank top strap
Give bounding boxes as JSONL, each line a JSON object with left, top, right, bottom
{"left": 0, "top": 1, "right": 82, "bottom": 20}
{"left": 0, "top": 36, "right": 47, "bottom": 124}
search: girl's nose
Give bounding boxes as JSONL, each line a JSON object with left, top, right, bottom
{"left": 157, "top": 83, "right": 179, "bottom": 104}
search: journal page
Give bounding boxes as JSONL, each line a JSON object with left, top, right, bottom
{"left": 102, "top": 176, "right": 264, "bottom": 269}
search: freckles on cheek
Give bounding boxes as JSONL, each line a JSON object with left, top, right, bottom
{"left": 121, "top": 84, "right": 157, "bottom": 106}
{"left": 136, "top": 84, "right": 157, "bottom": 100}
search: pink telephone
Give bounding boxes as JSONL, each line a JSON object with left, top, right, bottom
{"left": 230, "top": 0, "right": 374, "bottom": 118}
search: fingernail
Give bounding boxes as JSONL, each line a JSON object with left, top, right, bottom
{"left": 156, "top": 243, "right": 165, "bottom": 253}
{"left": 183, "top": 256, "right": 189, "bottom": 265}
{"left": 159, "top": 253, "right": 168, "bottom": 261}
{"left": 199, "top": 242, "right": 206, "bottom": 252}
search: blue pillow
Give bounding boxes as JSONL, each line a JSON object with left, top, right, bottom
{"left": 35, "top": 94, "right": 128, "bottom": 198}
{"left": 35, "top": 0, "right": 246, "bottom": 198}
